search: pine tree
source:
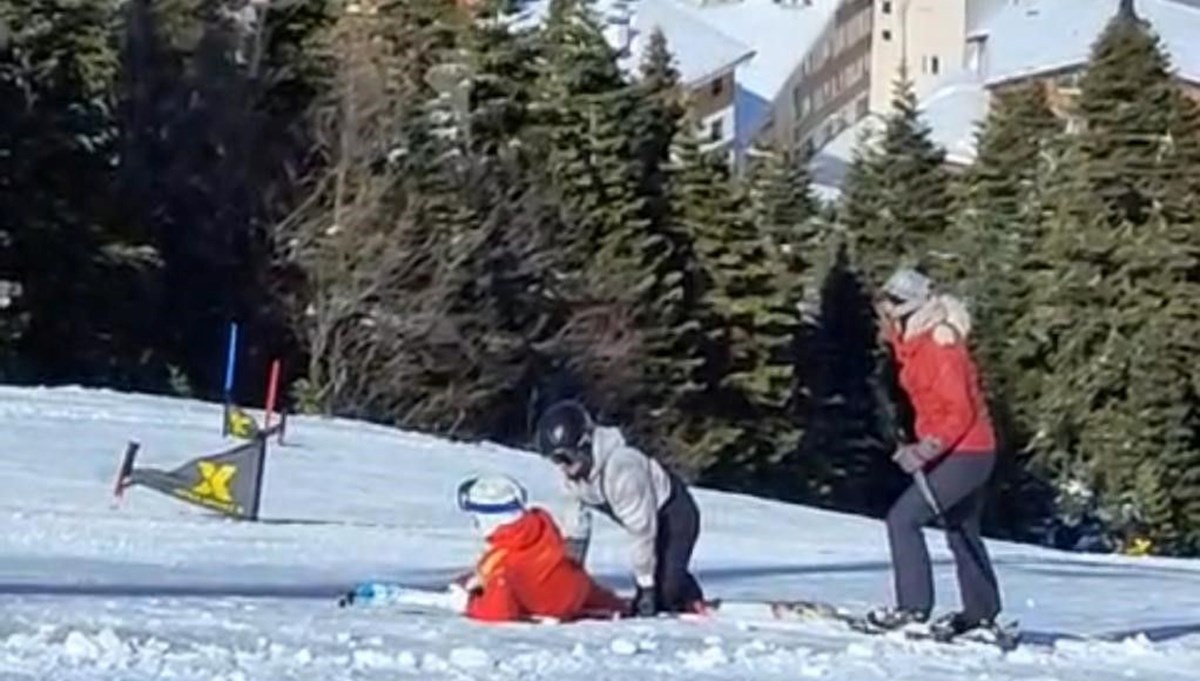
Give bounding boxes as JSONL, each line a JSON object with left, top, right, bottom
{"left": 666, "top": 128, "right": 802, "bottom": 491}
{"left": 837, "top": 129, "right": 884, "bottom": 264}
{"left": 1077, "top": 1, "right": 1180, "bottom": 226}
{"left": 523, "top": 0, "right": 695, "bottom": 464}
{"left": 951, "top": 80, "right": 1062, "bottom": 469}
{"left": 1028, "top": 5, "right": 1200, "bottom": 555}
{"left": 631, "top": 28, "right": 685, "bottom": 227}
{"left": 528, "top": 0, "right": 632, "bottom": 280}
{"left": 112, "top": 0, "right": 337, "bottom": 401}
{"left": 819, "top": 70, "right": 953, "bottom": 514}
{"left": 461, "top": 0, "right": 538, "bottom": 157}
{"left": 745, "top": 146, "right": 821, "bottom": 292}
{"left": 1024, "top": 133, "right": 1116, "bottom": 477}
{"left": 624, "top": 27, "right": 711, "bottom": 470}
{"left": 842, "top": 71, "right": 952, "bottom": 284}
{"left": 0, "top": 0, "right": 164, "bottom": 387}
{"left": 794, "top": 243, "right": 907, "bottom": 515}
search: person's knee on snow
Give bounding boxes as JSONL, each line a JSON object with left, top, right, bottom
{"left": 455, "top": 474, "right": 625, "bottom": 623}
{"left": 535, "top": 400, "right": 704, "bottom": 617}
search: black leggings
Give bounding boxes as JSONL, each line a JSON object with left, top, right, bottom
{"left": 885, "top": 452, "right": 1001, "bottom": 622}
{"left": 654, "top": 476, "right": 703, "bottom": 611}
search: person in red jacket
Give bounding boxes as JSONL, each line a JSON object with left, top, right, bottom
{"left": 867, "top": 267, "right": 1003, "bottom": 640}
{"left": 455, "top": 474, "right": 627, "bottom": 623}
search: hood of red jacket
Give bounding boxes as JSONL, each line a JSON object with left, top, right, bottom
{"left": 487, "top": 508, "right": 558, "bottom": 552}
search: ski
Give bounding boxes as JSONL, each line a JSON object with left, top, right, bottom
{"left": 335, "top": 581, "right": 618, "bottom": 625}
{"left": 693, "top": 598, "right": 1021, "bottom": 651}
{"left": 905, "top": 620, "right": 1021, "bottom": 651}
{"left": 695, "top": 597, "right": 876, "bottom": 630}
{"left": 337, "top": 582, "right": 466, "bottom": 612}
{"left": 337, "top": 584, "right": 1022, "bottom": 650}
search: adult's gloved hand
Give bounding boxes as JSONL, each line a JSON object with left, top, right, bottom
{"left": 632, "top": 585, "right": 658, "bottom": 618}
{"left": 892, "top": 437, "right": 943, "bottom": 474}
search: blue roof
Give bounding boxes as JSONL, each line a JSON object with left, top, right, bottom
{"left": 980, "top": 0, "right": 1200, "bottom": 86}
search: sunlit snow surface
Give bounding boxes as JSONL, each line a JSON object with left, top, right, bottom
{"left": 1, "top": 386, "right": 1198, "bottom": 680}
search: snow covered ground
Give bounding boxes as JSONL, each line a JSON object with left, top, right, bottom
{"left": 1, "top": 385, "right": 1198, "bottom": 680}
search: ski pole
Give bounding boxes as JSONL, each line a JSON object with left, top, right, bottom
{"left": 914, "top": 470, "right": 947, "bottom": 523}
{"left": 914, "top": 468, "right": 998, "bottom": 594}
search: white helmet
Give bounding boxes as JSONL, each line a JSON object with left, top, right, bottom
{"left": 456, "top": 474, "right": 528, "bottom": 537}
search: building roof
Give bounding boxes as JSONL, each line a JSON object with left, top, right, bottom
{"left": 809, "top": 73, "right": 988, "bottom": 200}
{"left": 808, "top": 115, "right": 879, "bottom": 203}
{"left": 663, "top": 0, "right": 840, "bottom": 148}
{"left": 916, "top": 77, "right": 991, "bottom": 166}
{"left": 663, "top": 0, "right": 839, "bottom": 108}
{"left": 512, "top": 0, "right": 839, "bottom": 150}
{"left": 812, "top": 0, "right": 1200, "bottom": 200}
{"left": 980, "top": 0, "right": 1200, "bottom": 86}
{"left": 631, "top": 0, "right": 755, "bottom": 86}
{"left": 511, "top": 0, "right": 754, "bottom": 86}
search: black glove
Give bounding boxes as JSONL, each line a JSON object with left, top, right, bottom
{"left": 632, "top": 585, "right": 658, "bottom": 618}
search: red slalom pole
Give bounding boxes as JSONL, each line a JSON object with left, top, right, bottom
{"left": 264, "top": 359, "right": 281, "bottom": 429}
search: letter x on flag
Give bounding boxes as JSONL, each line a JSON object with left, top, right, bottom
{"left": 192, "top": 461, "right": 236, "bottom": 503}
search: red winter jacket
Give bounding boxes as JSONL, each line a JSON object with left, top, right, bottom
{"left": 886, "top": 316, "right": 996, "bottom": 456}
{"left": 465, "top": 508, "right": 626, "bottom": 623}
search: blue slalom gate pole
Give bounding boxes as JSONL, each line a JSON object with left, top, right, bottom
{"left": 222, "top": 322, "right": 239, "bottom": 435}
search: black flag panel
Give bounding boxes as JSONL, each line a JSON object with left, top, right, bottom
{"left": 114, "top": 436, "right": 268, "bottom": 520}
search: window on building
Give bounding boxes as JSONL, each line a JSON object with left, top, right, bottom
{"left": 797, "top": 89, "right": 811, "bottom": 117}
{"left": 882, "top": 1, "right": 892, "bottom": 14}
{"left": 931, "top": 55, "right": 940, "bottom": 75}
{"left": 822, "top": 121, "right": 835, "bottom": 144}
{"left": 966, "top": 36, "right": 986, "bottom": 75}
{"left": 711, "top": 77, "right": 724, "bottom": 97}
{"left": 882, "top": 29, "right": 892, "bottom": 41}
{"left": 709, "top": 119, "right": 724, "bottom": 142}
{"left": 1056, "top": 71, "right": 1082, "bottom": 91}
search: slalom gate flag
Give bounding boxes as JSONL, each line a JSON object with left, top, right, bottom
{"left": 113, "top": 435, "right": 268, "bottom": 521}
{"left": 224, "top": 404, "right": 262, "bottom": 440}
{"left": 222, "top": 403, "right": 285, "bottom": 442}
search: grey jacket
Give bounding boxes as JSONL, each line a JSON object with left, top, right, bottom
{"left": 561, "top": 426, "right": 673, "bottom": 587}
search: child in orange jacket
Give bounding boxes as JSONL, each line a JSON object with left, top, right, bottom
{"left": 455, "top": 474, "right": 627, "bottom": 623}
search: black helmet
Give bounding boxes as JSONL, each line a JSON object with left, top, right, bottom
{"left": 535, "top": 399, "right": 595, "bottom": 466}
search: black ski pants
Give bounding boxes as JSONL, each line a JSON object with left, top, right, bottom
{"left": 655, "top": 474, "right": 704, "bottom": 612}
{"left": 886, "top": 452, "right": 1001, "bottom": 623}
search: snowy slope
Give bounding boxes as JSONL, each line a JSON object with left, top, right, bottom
{"left": 1, "top": 386, "right": 1199, "bottom": 680}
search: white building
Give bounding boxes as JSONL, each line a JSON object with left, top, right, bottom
{"left": 811, "top": 0, "right": 1200, "bottom": 199}
{"left": 514, "top": 0, "right": 843, "bottom": 162}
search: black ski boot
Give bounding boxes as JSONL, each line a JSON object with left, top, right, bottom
{"left": 930, "top": 612, "right": 1018, "bottom": 648}
{"left": 864, "top": 606, "right": 929, "bottom": 631}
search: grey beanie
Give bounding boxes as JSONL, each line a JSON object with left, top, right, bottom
{"left": 883, "top": 267, "right": 933, "bottom": 305}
